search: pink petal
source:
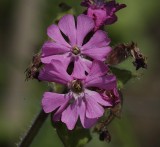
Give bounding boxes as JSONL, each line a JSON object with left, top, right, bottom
{"left": 71, "top": 56, "right": 91, "bottom": 79}
{"left": 47, "top": 24, "right": 70, "bottom": 47}
{"left": 87, "top": 7, "right": 107, "bottom": 31}
{"left": 81, "top": 30, "right": 111, "bottom": 61}
{"left": 85, "top": 74, "right": 117, "bottom": 90}
{"left": 78, "top": 99, "right": 98, "bottom": 128}
{"left": 41, "top": 41, "right": 70, "bottom": 63}
{"left": 80, "top": 57, "right": 92, "bottom": 73}
{"left": 85, "top": 89, "right": 112, "bottom": 107}
{"left": 82, "top": 30, "right": 111, "bottom": 49}
{"left": 85, "top": 94, "right": 104, "bottom": 118}
{"left": 76, "top": 14, "right": 95, "bottom": 46}
{"left": 58, "top": 14, "right": 76, "bottom": 46}
{"left": 39, "top": 60, "right": 73, "bottom": 85}
{"left": 53, "top": 101, "right": 69, "bottom": 121}
{"left": 85, "top": 60, "right": 109, "bottom": 81}
{"left": 42, "top": 92, "right": 69, "bottom": 113}
{"left": 41, "top": 52, "right": 72, "bottom": 69}
{"left": 53, "top": 93, "right": 71, "bottom": 121}
{"left": 82, "top": 117, "right": 98, "bottom": 128}
{"left": 82, "top": 46, "right": 112, "bottom": 61}
{"left": 61, "top": 101, "right": 78, "bottom": 130}
{"left": 84, "top": 61, "right": 117, "bottom": 90}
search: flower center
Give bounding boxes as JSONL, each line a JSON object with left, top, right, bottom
{"left": 71, "top": 80, "right": 83, "bottom": 93}
{"left": 72, "top": 46, "right": 80, "bottom": 55}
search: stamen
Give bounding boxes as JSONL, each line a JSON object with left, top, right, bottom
{"left": 71, "top": 80, "right": 83, "bottom": 93}
{"left": 72, "top": 46, "right": 80, "bottom": 55}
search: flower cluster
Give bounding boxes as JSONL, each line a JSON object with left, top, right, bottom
{"left": 81, "top": 0, "right": 126, "bottom": 30}
{"left": 38, "top": 0, "right": 126, "bottom": 130}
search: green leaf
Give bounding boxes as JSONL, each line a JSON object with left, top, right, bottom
{"left": 53, "top": 3, "right": 75, "bottom": 23}
{"left": 52, "top": 121, "right": 92, "bottom": 147}
{"left": 59, "top": 2, "right": 72, "bottom": 12}
{"left": 109, "top": 66, "right": 133, "bottom": 89}
{"left": 54, "top": 8, "right": 75, "bottom": 23}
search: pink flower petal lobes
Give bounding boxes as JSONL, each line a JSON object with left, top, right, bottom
{"left": 84, "top": 61, "right": 117, "bottom": 90}
{"left": 41, "top": 41, "right": 70, "bottom": 64}
{"left": 85, "top": 89, "right": 112, "bottom": 107}
{"left": 38, "top": 60, "right": 73, "bottom": 85}
{"left": 85, "top": 60, "right": 109, "bottom": 81}
{"left": 78, "top": 100, "right": 98, "bottom": 128}
{"left": 82, "top": 46, "right": 112, "bottom": 61}
{"left": 87, "top": 7, "right": 107, "bottom": 31}
{"left": 82, "top": 30, "right": 111, "bottom": 49}
{"left": 58, "top": 14, "right": 76, "bottom": 46}
{"left": 76, "top": 14, "right": 95, "bottom": 46}
{"left": 61, "top": 101, "right": 79, "bottom": 130}
{"left": 85, "top": 74, "right": 117, "bottom": 90}
{"left": 82, "top": 117, "right": 98, "bottom": 128}
{"left": 47, "top": 24, "right": 70, "bottom": 47}
{"left": 80, "top": 57, "right": 92, "bottom": 73}
{"left": 53, "top": 94, "right": 71, "bottom": 121}
{"left": 82, "top": 30, "right": 111, "bottom": 61}
{"left": 71, "top": 56, "right": 90, "bottom": 79}
{"left": 41, "top": 52, "right": 72, "bottom": 69}
{"left": 42, "top": 92, "right": 69, "bottom": 113}
{"left": 85, "top": 93, "right": 104, "bottom": 118}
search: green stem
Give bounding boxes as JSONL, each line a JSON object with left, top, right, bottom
{"left": 18, "top": 109, "right": 48, "bottom": 147}
{"left": 56, "top": 128, "right": 68, "bottom": 147}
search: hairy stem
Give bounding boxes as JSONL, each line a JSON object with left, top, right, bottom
{"left": 18, "top": 109, "right": 48, "bottom": 147}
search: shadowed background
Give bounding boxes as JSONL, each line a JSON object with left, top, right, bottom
{"left": 0, "top": 0, "right": 160, "bottom": 146}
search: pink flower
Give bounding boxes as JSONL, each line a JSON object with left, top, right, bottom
{"left": 39, "top": 60, "right": 117, "bottom": 130}
{"left": 81, "top": 0, "right": 126, "bottom": 30}
{"left": 41, "top": 14, "right": 111, "bottom": 78}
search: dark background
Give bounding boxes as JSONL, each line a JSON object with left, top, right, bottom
{"left": 0, "top": 0, "right": 160, "bottom": 146}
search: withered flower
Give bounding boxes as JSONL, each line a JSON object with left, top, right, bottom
{"left": 106, "top": 42, "right": 147, "bottom": 70}
{"left": 25, "top": 53, "right": 42, "bottom": 80}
